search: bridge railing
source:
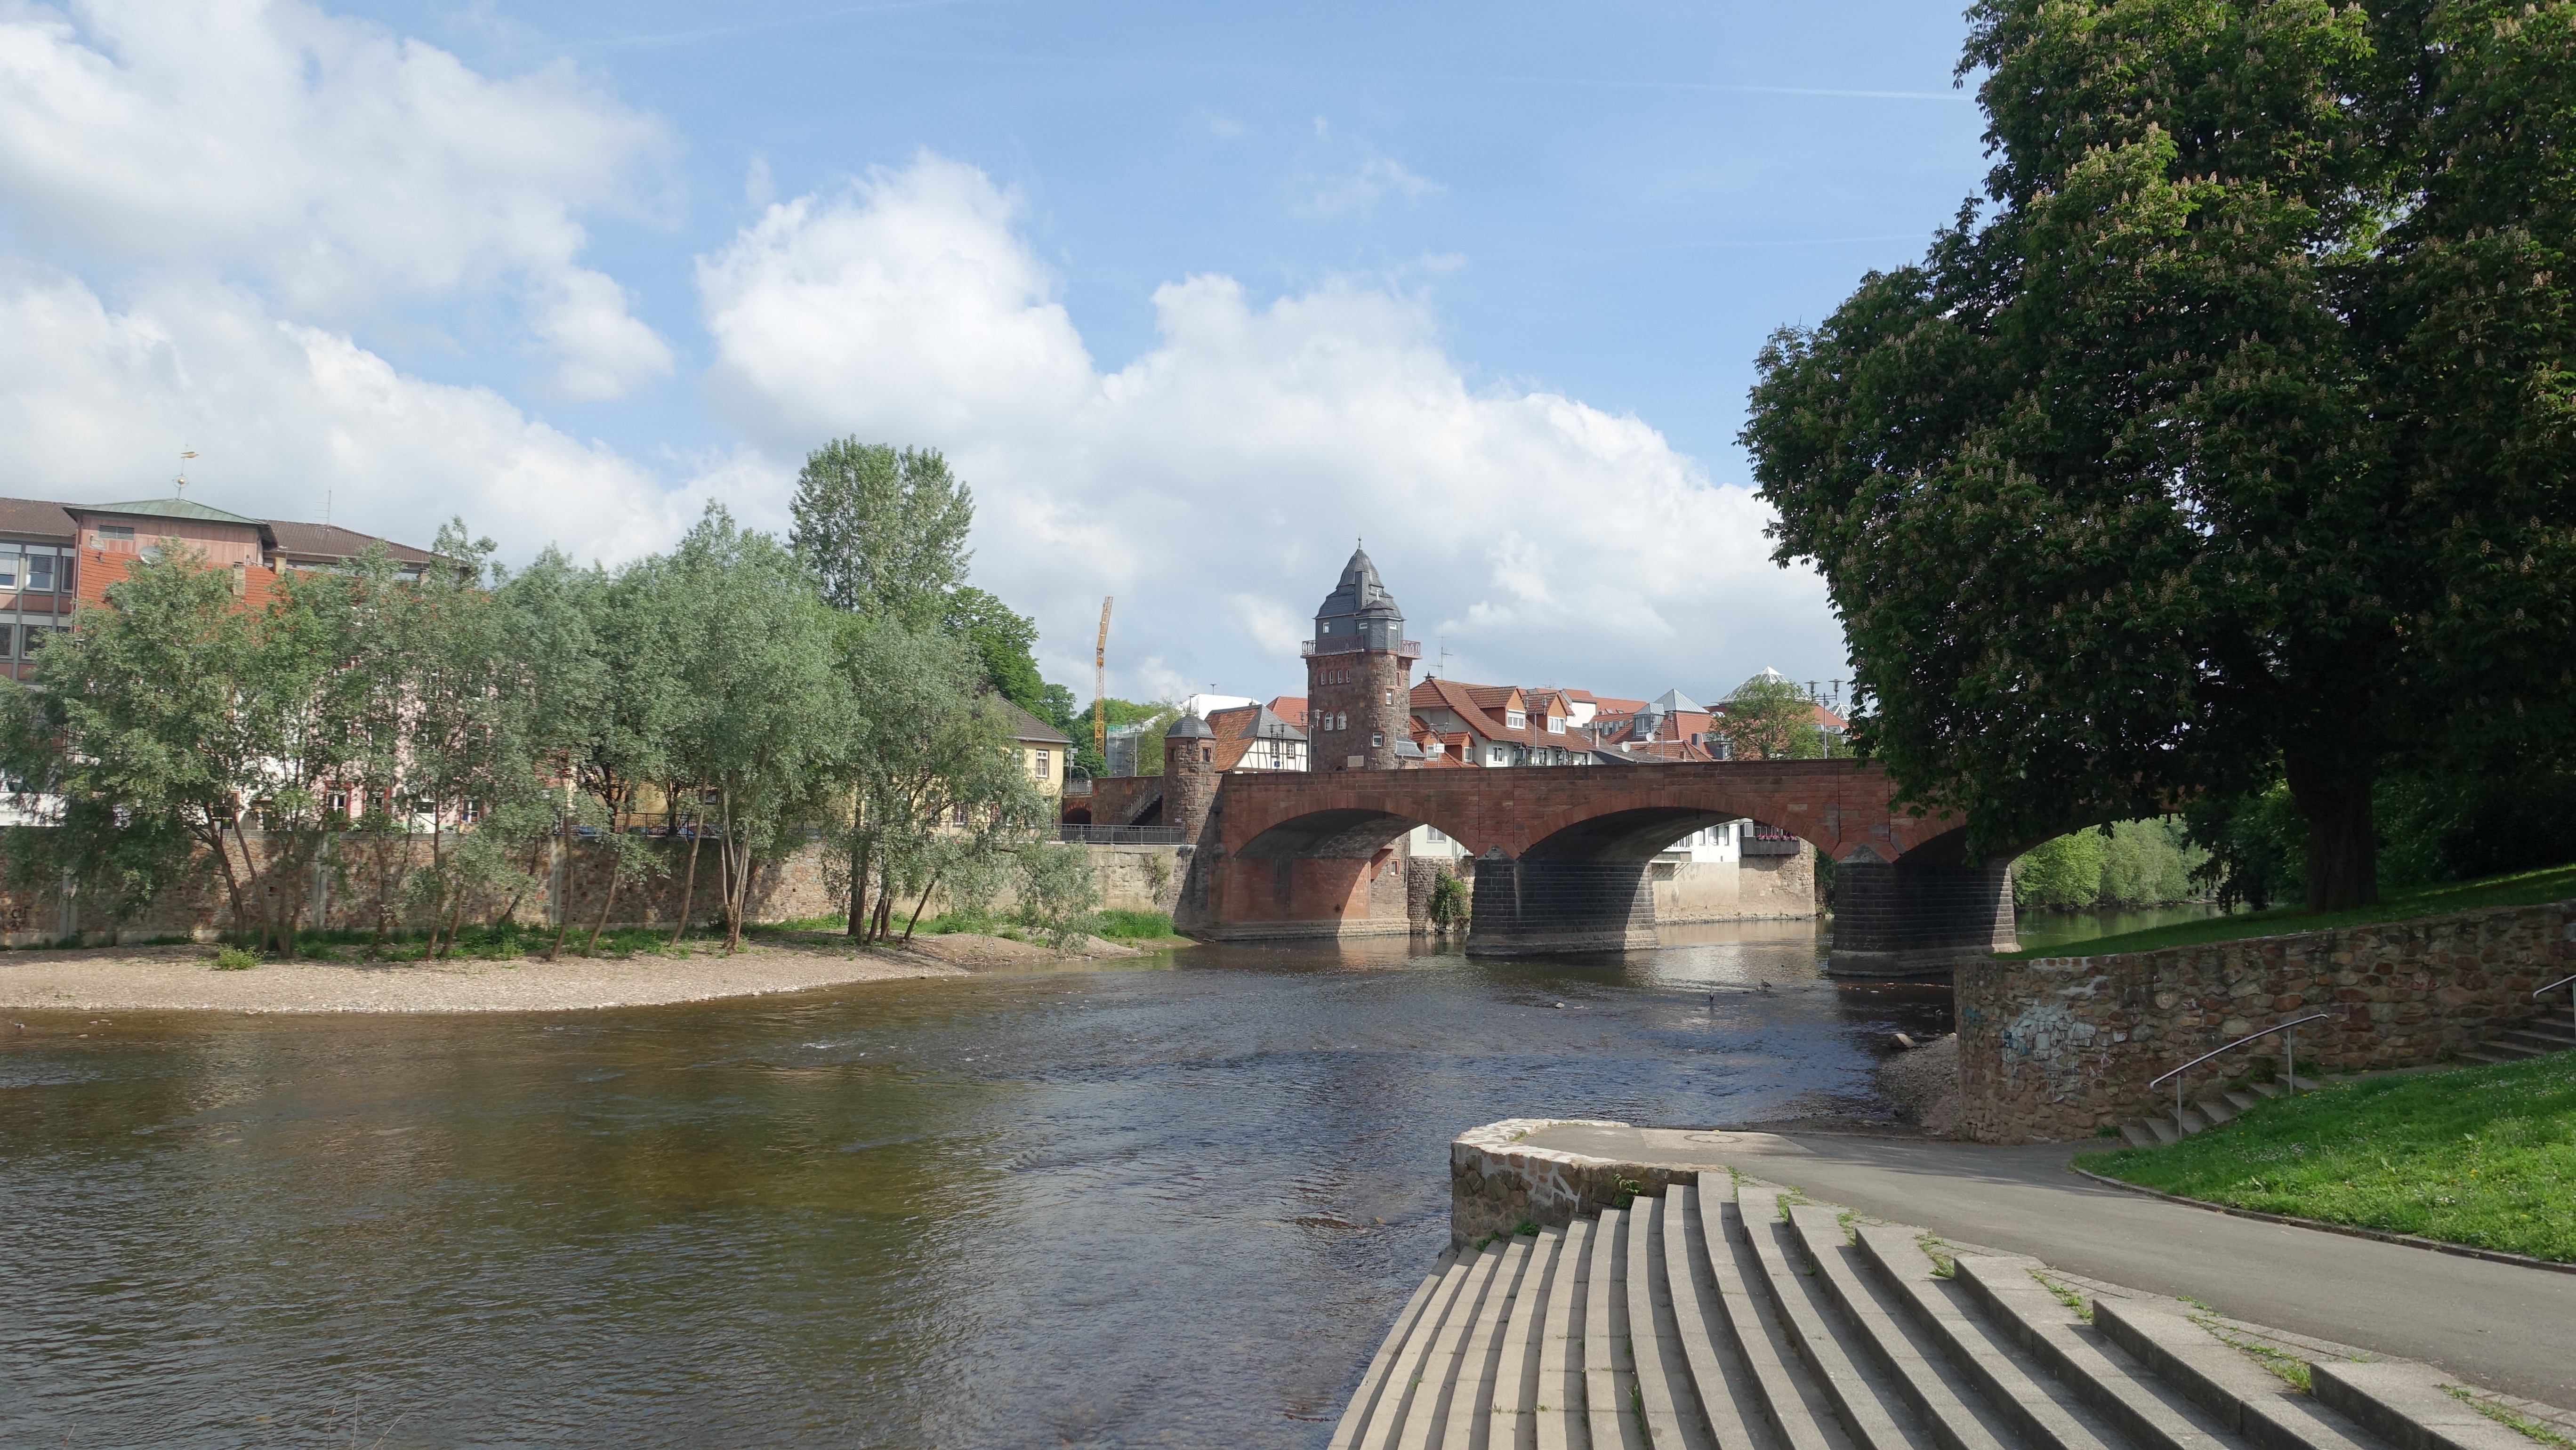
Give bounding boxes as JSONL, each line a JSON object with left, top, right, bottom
{"left": 1058, "top": 825, "right": 1186, "bottom": 846}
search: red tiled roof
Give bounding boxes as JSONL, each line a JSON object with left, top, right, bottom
{"left": 1412, "top": 677, "right": 1601, "bottom": 757}
{"left": 1205, "top": 703, "right": 1306, "bottom": 771}
{"left": 1265, "top": 695, "right": 1308, "bottom": 728}
{"left": 266, "top": 520, "right": 438, "bottom": 565}
{"left": 0, "top": 498, "right": 77, "bottom": 540}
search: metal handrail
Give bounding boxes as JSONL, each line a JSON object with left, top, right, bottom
{"left": 2537, "top": 974, "right": 2576, "bottom": 1041}
{"left": 2150, "top": 1013, "right": 2329, "bottom": 1124}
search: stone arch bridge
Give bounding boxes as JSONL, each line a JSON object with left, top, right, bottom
{"left": 1157, "top": 760, "right": 2011, "bottom": 973}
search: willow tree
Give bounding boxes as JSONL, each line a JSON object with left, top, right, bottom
{"left": 1743, "top": 0, "right": 2576, "bottom": 909}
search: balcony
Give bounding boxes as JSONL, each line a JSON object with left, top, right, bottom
{"left": 1300, "top": 636, "right": 1423, "bottom": 660}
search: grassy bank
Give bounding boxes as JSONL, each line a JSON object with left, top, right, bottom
{"left": 1996, "top": 862, "right": 2576, "bottom": 959}
{"left": 184, "top": 907, "right": 1191, "bottom": 964}
{"left": 2077, "top": 1051, "right": 2576, "bottom": 1263}
{"left": 914, "top": 907, "right": 1190, "bottom": 947}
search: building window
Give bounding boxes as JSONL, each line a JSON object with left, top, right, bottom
{"left": 1548, "top": 715, "right": 1563, "bottom": 733}
{"left": 1506, "top": 710, "right": 1525, "bottom": 729}
{"left": 1034, "top": 749, "right": 1050, "bottom": 777}
{"left": 954, "top": 803, "right": 970, "bottom": 826}
{"left": 1489, "top": 747, "right": 1506, "bottom": 765}
{"left": 0, "top": 626, "right": 14, "bottom": 658}
{"left": 95, "top": 525, "right": 133, "bottom": 542}
{"left": 1371, "top": 732, "right": 1384, "bottom": 747}
{"left": 1320, "top": 621, "right": 1332, "bottom": 634}
{"left": 30, "top": 555, "right": 55, "bottom": 592}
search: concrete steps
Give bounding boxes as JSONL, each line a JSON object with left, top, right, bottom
{"left": 2455, "top": 1016, "right": 2576, "bottom": 1066}
{"left": 1333, "top": 1176, "right": 2551, "bottom": 1450}
{"left": 2121, "top": 1078, "right": 2323, "bottom": 1148}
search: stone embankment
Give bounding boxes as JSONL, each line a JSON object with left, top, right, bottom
{"left": 1956, "top": 898, "right": 2573, "bottom": 1143}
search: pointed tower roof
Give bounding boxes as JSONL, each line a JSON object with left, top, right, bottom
{"left": 1315, "top": 544, "right": 1403, "bottom": 622}
{"left": 1650, "top": 687, "right": 1704, "bottom": 714}
{"left": 1725, "top": 668, "right": 1797, "bottom": 701}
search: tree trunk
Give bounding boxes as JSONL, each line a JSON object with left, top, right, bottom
{"left": 860, "top": 839, "right": 881, "bottom": 942}
{"left": 728, "top": 847, "right": 752, "bottom": 953}
{"left": 902, "top": 867, "right": 942, "bottom": 943}
{"left": 2286, "top": 751, "right": 2378, "bottom": 911}
{"left": 588, "top": 857, "right": 624, "bottom": 955}
{"left": 670, "top": 820, "right": 704, "bottom": 948}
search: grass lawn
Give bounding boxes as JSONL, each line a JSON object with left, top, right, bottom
{"left": 2076, "top": 1050, "right": 2576, "bottom": 1263}
{"left": 1996, "top": 862, "right": 2576, "bottom": 959}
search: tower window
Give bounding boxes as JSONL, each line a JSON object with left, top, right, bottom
{"left": 1371, "top": 732, "right": 1384, "bottom": 747}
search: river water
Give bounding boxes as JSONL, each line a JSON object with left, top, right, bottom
{"left": 1, "top": 926, "right": 1958, "bottom": 1448}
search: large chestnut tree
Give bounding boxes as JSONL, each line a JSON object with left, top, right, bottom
{"left": 1744, "top": 0, "right": 2576, "bottom": 909}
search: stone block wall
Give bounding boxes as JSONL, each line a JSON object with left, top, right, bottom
{"left": 2, "top": 835, "right": 1170, "bottom": 946}
{"left": 1738, "top": 849, "right": 1818, "bottom": 919}
{"left": 1449, "top": 1118, "right": 1688, "bottom": 1249}
{"left": 1956, "top": 899, "right": 2576, "bottom": 1143}
{"left": 1089, "top": 845, "right": 1182, "bottom": 914}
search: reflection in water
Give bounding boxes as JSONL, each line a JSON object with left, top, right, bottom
{"left": 0, "top": 929, "right": 1946, "bottom": 1448}
{"left": 2013, "top": 902, "right": 2230, "bottom": 952}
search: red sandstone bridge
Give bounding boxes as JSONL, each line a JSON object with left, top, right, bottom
{"left": 1088, "top": 758, "right": 2013, "bottom": 971}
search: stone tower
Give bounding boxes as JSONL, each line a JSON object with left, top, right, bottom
{"left": 1161, "top": 710, "right": 1217, "bottom": 839}
{"left": 1305, "top": 545, "right": 1419, "bottom": 772}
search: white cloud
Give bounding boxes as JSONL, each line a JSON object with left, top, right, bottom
{"left": 697, "top": 153, "right": 1840, "bottom": 704}
{"left": 527, "top": 267, "right": 677, "bottom": 402}
{"left": 1294, "top": 147, "right": 1444, "bottom": 218}
{"left": 0, "top": 262, "right": 718, "bottom": 563}
{"left": 0, "top": 0, "right": 674, "bottom": 396}
{"left": 1289, "top": 120, "right": 1442, "bottom": 217}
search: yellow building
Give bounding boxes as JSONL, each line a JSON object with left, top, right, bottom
{"left": 1000, "top": 701, "right": 1074, "bottom": 798}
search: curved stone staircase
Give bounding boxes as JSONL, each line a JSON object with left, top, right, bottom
{"left": 1329, "top": 1173, "right": 2550, "bottom": 1450}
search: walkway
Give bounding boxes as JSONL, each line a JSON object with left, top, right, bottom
{"left": 1330, "top": 1152, "right": 2572, "bottom": 1450}
{"left": 1522, "top": 1126, "right": 2576, "bottom": 1408}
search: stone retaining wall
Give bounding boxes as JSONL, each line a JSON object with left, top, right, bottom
{"left": 1449, "top": 1118, "right": 1688, "bottom": 1249}
{"left": 1956, "top": 898, "right": 2576, "bottom": 1143}
{"left": 0, "top": 837, "right": 1168, "bottom": 946}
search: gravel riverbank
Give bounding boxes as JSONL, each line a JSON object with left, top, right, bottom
{"left": 0, "top": 931, "right": 1162, "bottom": 1015}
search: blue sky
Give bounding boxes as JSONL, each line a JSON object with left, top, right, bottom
{"left": 0, "top": 1, "right": 1989, "bottom": 705}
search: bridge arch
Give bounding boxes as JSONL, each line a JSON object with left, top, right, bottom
{"left": 1234, "top": 805, "right": 1484, "bottom": 861}
{"left": 1519, "top": 805, "right": 1783, "bottom": 862}
{"left": 1177, "top": 761, "right": 2013, "bottom": 970}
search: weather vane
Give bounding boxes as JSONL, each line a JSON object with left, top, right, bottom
{"left": 175, "top": 450, "right": 197, "bottom": 499}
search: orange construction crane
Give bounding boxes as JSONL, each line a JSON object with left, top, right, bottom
{"left": 1093, "top": 596, "right": 1114, "bottom": 759}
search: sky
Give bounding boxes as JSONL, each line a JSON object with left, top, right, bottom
{"left": 0, "top": 0, "right": 1992, "bottom": 707}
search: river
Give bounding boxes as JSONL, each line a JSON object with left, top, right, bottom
{"left": 1, "top": 926, "right": 1956, "bottom": 1448}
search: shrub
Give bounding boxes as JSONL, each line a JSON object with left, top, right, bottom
{"left": 1089, "top": 908, "right": 1174, "bottom": 940}
{"left": 212, "top": 945, "right": 258, "bottom": 971}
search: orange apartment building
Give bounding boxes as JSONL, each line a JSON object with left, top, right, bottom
{"left": 0, "top": 494, "right": 438, "bottom": 681}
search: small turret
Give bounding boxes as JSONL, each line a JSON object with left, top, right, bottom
{"left": 1161, "top": 711, "right": 1217, "bottom": 839}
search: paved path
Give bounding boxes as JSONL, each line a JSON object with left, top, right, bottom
{"left": 1519, "top": 1124, "right": 2576, "bottom": 1408}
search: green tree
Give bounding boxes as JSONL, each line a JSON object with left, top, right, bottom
{"left": 789, "top": 440, "right": 974, "bottom": 624}
{"left": 1717, "top": 678, "right": 1833, "bottom": 761}
{"left": 0, "top": 544, "right": 407, "bottom": 955}
{"left": 834, "top": 615, "right": 1047, "bottom": 942}
{"left": 1741, "top": 1, "right": 2576, "bottom": 910}
{"left": 945, "top": 585, "right": 1045, "bottom": 710}
{"left": 2012, "top": 831, "right": 2109, "bottom": 910}
{"left": 659, "top": 506, "right": 852, "bottom": 952}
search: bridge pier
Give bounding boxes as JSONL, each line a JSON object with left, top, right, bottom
{"left": 1826, "top": 859, "right": 2016, "bottom": 977}
{"left": 1464, "top": 859, "right": 1658, "bottom": 956}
